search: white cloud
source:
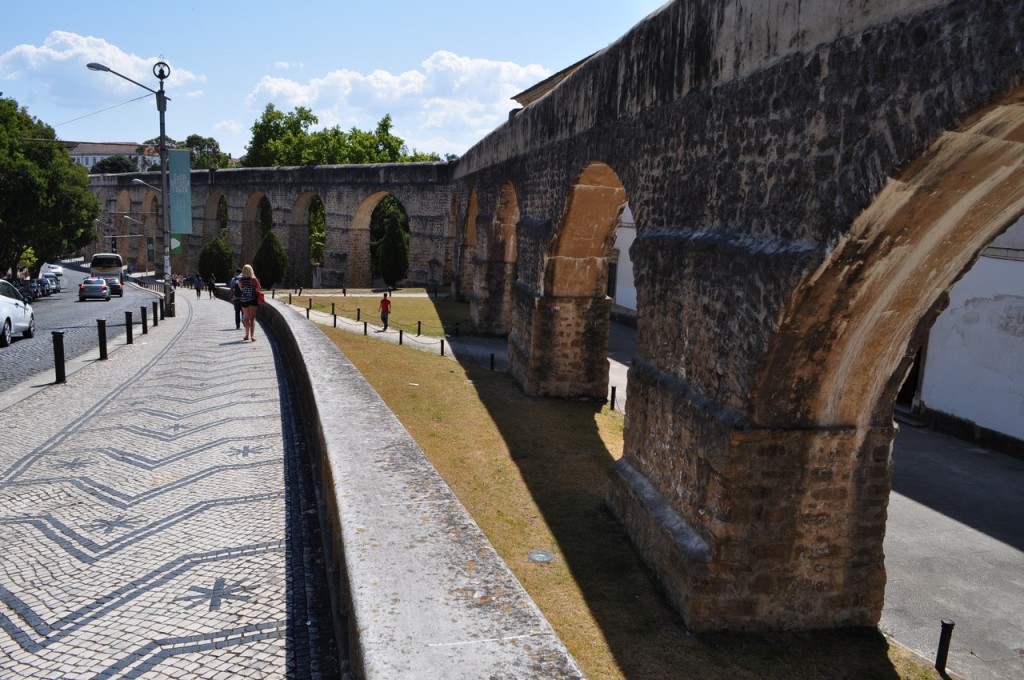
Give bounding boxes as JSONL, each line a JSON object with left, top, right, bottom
{"left": 244, "top": 50, "right": 550, "bottom": 154}
{"left": 0, "top": 31, "right": 201, "bottom": 107}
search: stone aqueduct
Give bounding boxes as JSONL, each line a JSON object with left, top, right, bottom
{"left": 89, "top": 0, "right": 1024, "bottom": 632}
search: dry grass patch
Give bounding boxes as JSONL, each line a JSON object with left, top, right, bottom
{"left": 320, "top": 325, "right": 946, "bottom": 680}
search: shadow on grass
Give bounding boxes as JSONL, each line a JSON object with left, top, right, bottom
{"left": 325, "top": 296, "right": 915, "bottom": 679}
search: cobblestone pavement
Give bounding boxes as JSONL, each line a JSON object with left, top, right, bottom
{"left": 0, "top": 294, "right": 341, "bottom": 678}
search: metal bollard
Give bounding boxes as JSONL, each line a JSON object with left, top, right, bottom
{"left": 441, "top": 338, "right": 445, "bottom": 357}
{"left": 399, "top": 329, "right": 403, "bottom": 345}
{"left": 610, "top": 385, "right": 617, "bottom": 411}
{"left": 357, "top": 308, "right": 361, "bottom": 321}
{"left": 333, "top": 314, "right": 337, "bottom": 328}
{"left": 159, "top": 297, "right": 165, "bottom": 319}
{"left": 306, "top": 306, "right": 310, "bottom": 319}
{"left": 935, "top": 619, "right": 955, "bottom": 673}
{"left": 52, "top": 331, "right": 66, "bottom": 383}
{"left": 308, "top": 298, "right": 312, "bottom": 311}
{"left": 417, "top": 320, "right": 421, "bottom": 336}
{"left": 363, "top": 321, "right": 367, "bottom": 335}
{"left": 125, "top": 311, "right": 133, "bottom": 345}
{"left": 331, "top": 302, "right": 335, "bottom": 316}
{"left": 97, "top": 319, "right": 108, "bottom": 360}
{"left": 140, "top": 306, "right": 148, "bottom": 334}
{"left": 289, "top": 293, "right": 293, "bottom": 304}
{"left": 152, "top": 301, "right": 159, "bottom": 327}
{"left": 343, "top": 287, "right": 346, "bottom": 297}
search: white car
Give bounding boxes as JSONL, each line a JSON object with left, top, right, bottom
{"left": 41, "top": 262, "right": 64, "bottom": 278}
{"left": 0, "top": 279, "right": 35, "bottom": 347}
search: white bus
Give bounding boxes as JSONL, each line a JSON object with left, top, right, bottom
{"left": 90, "top": 253, "right": 124, "bottom": 283}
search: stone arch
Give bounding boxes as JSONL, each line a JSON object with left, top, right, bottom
{"left": 203, "top": 191, "right": 227, "bottom": 242}
{"left": 510, "top": 162, "right": 626, "bottom": 398}
{"left": 472, "top": 181, "right": 519, "bottom": 334}
{"left": 113, "top": 189, "right": 147, "bottom": 271}
{"left": 240, "top": 192, "right": 269, "bottom": 267}
{"left": 288, "top": 191, "right": 322, "bottom": 288}
{"left": 351, "top": 191, "right": 389, "bottom": 288}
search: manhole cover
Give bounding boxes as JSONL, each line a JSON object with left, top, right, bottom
{"left": 528, "top": 550, "right": 554, "bottom": 563}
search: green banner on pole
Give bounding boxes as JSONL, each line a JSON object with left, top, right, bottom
{"left": 170, "top": 233, "right": 184, "bottom": 255}
{"left": 146, "top": 237, "right": 154, "bottom": 262}
{"left": 168, "top": 149, "right": 192, "bottom": 235}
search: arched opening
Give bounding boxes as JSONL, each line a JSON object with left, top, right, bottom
{"left": 472, "top": 182, "right": 519, "bottom": 334}
{"left": 510, "top": 163, "right": 626, "bottom": 397}
{"left": 369, "top": 195, "right": 410, "bottom": 289}
{"left": 287, "top": 191, "right": 323, "bottom": 288}
{"left": 241, "top": 193, "right": 271, "bottom": 268}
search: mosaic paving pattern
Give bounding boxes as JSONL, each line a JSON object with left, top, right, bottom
{"left": 0, "top": 296, "right": 340, "bottom": 678}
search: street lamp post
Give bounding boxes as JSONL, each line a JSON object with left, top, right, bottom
{"left": 87, "top": 61, "right": 172, "bottom": 282}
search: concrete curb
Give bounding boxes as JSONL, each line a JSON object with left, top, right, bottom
{"left": 257, "top": 298, "right": 585, "bottom": 678}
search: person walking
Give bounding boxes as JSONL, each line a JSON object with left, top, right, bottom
{"left": 229, "top": 267, "right": 243, "bottom": 330}
{"left": 207, "top": 274, "right": 216, "bottom": 299}
{"left": 378, "top": 291, "right": 391, "bottom": 332}
{"left": 193, "top": 274, "right": 203, "bottom": 299}
{"left": 233, "top": 264, "right": 263, "bottom": 342}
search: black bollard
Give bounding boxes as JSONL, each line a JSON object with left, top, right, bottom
{"left": 333, "top": 314, "right": 337, "bottom": 328}
{"left": 399, "top": 329, "right": 403, "bottom": 345}
{"left": 935, "top": 619, "right": 955, "bottom": 673}
{"left": 308, "top": 298, "right": 312, "bottom": 310}
{"left": 610, "top": 385, "right": 617, "bottom": 411}
{"left": 97, "top": 319, "right": 108, "bottom": 360}
{"left": 159, "top": 297, "right": 165, "bottom": 319}
{"left": 440, "top": 338, "right": 445, "bottom": 357}
{"left": 343, "top": 287, "right": 346, "bottom": 297}
{"left": 306, "top": 306, "right": 310, "bottom": 319}
{"left": 357, "top": 308, "right": 361, "bottom": 321}
{"left": 331, "top": 302, "right": 335, "bottom": 315}
{"left": 363, "top": 321, "right": 367, "bottom": 335}
{"left": 140, "top": 306, "right": 148, "bottom": 334}
{"left": 417, "top": 320, "right": 421, "bottom": 336}
{"left": 288, "top": 293, "right": 293, "bottom": 304}
{"left": 52, "top": 331, "right": 66, "bottom": 383}
{"left": 125, "top": 311, "right": 133, "bottom": 345}
{"left": 152, "top": 301, "right": 159, "bottom": 327}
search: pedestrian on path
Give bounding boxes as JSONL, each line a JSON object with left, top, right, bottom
{"left": 378, "top": 291, "right": 391, "bottom": 331}
{"left": 234, "top": 264, "right": 263, "bottom": 341}
{"left": 207, "top": 274, "right": 215, "bottom": 299}
{"left": 229, "top": 268, "right": 243, "bottom": 329}
{"left": 193, "top": 274, "right": 203, "bottom": 299}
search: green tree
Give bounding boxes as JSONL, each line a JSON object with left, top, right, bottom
{"left": 309, "top": 196, "right": 325, "bottom": 266}
{"left": 374, "top": 196, "right": 409, "bottom": 288}
{"left": 91, "top": 154, "right": 138, "bottom": 174}
{"left": 258, "top": 196, "right": 273, "bottom": 236}
{"left": 243, "top": 104, "right": 319, "bottom": 167}
{"left": 181, "top": 134, "right": 231, "bottom": 170}
{"left": 0, "top": 97, "right": 100, "bottom": 278}
{"left": 197, "top": 235, "right": 234, "bottom": 283}
{"left": 252, "top": 230, "right": 288, "bottom": 288}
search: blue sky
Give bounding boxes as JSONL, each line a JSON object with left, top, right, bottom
{"left": 0, "top": 1, "right": 668, "bottom": 159}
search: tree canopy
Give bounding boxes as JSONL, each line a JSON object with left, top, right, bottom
{"left": 91, "top": 154, "right": 139, "bottom": 174}
{"left": 242, "top": 105, "right": 440, "bottom": 167}
{"left": 0, "top": 97, "right": 100, "bottom": 277}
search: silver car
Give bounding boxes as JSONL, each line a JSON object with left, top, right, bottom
{"left": 0, "top": 279, "right": 35, "bottom": 347}
{"left": 78, "top": 277, "right": 111, "bottom": 302}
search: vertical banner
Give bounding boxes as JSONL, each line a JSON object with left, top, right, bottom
{"left": 146, "top": 237, "right": 154, "bottom": 262}
{"left": 167, "top": 148, "right": 193, "bottom": 235}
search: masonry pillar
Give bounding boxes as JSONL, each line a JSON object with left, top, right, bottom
{"left": 607, "top": 358, "right": 893, "bottom": 631}
{"left": 509, "top": 285, "right": 611, "bottom": 399}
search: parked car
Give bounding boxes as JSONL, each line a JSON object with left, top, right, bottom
{"left": 10, "top": 279, "right": 35, "bottom": 302}
{"left": 25, "top": 279, "right": 41, "bottom": 299}
{"left": 79, "top": 277, "right": 111, "bottom": 301}
{"left": 43, "top": 272, "right": 61, "bottom": 292}
{"left": 37, "top": 277, "right": 53, "bottom": 296}
{"left": 0, "top": 279, "right": 35, "bottom": 346}
{"left": 102, "top": 276, "right": 124, "bottom": 297}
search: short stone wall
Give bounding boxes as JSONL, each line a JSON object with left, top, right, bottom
{"left": 253, "top": 296, "right": 584, "bottom": 678}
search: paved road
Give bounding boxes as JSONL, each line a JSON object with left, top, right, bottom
{"left": 0, "top": 262, "right": 163, "bottom": 391}
{"left": 0, "top": 294, "right": 341, "bottom": 678}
